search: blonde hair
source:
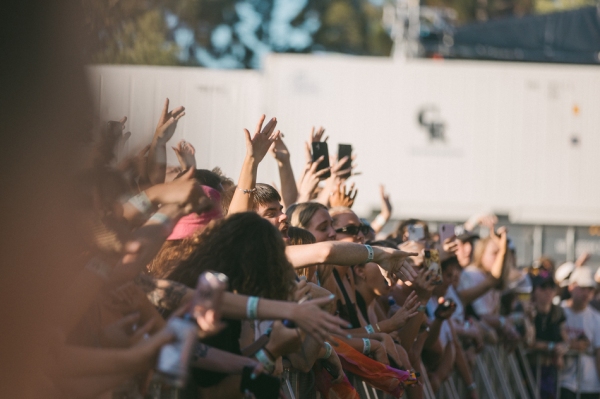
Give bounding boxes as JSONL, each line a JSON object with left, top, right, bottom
{"left": 290, "top": 202, "right": 328, "bottom": 229}
{"left": 472, "top": 236, "right": 492, "bottom": 271}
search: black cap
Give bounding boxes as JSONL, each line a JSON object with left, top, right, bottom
{"left": 531, "top": 273, "right": 556, "bottom": 290}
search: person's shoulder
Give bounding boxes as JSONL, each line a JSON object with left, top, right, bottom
{"left": 588, "top": 306, "right": 600, "bottom": 321}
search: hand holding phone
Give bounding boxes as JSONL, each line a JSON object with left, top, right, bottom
{"left": 193, "top": 272, "right": 228, "bottom": 335}
{"left": 337, "top": 144, "right": 352, "bottom": 179}
{"left": 312, "top": 142, "right": 331, "bottom": 179}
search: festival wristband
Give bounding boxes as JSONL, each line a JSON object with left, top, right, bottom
{"left": 374, "top": 214, "right": 387, "bottom": 227}
{"left": 128, "top": 191, "right": 153, "bottom": 215}
{"left": 246, "top": 296, "right": 259, "bottom": 319}
{"left": 321, "top": 342, "right": 333, "bottom": 360}
{"left": 365, "top": 324, "right": 375, "bottom": 334}
{"left": 255, "top": 349, "right": 275, "bottom": 373}
{"left": 362, "top": 338, "right": 371, "bottom": 355}
{"left": 148, "top": 212, "right": 173, "bottom": 234}
{"left": 364, "top": 245, "right": 374, "bottom": 262}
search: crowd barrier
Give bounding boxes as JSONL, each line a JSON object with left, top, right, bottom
{"left": 280, "top": 346, "right": 588, "bottom": 399}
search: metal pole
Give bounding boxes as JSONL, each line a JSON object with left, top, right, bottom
{"left": 487, "top": 346, "right": 516, "bottom": 399}
{"left": 476, "top": 352, "right": 500, "bottom": 399}
{"left": 507, "top": 352, "right": 531, "bottom": 399}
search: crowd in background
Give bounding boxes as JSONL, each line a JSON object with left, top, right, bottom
{"left": 2, "top": 3, "right": 600, "bottom": 399}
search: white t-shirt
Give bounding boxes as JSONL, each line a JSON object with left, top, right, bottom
{"left": 559, "top": 306, "right": 600, "bottom": 393}
{"left": 458, "top": 265, "right": 499, "bottom": 316}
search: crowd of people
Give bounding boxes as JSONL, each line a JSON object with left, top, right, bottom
{"left": 3, "top": 3, "right": 600, "bottom": 399}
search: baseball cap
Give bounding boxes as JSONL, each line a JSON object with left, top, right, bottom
{"left": 568, "top": 266, "right": 596, "bottom": 289}
{"left": 555, "top": 262, "right": 575, "bottom": 287}
{"left": 530, "top": 272, "right": 556, "bottom": 290}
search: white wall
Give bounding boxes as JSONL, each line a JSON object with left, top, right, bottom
{"left": 88, "top": 56, "right": 600, "bottom": 225}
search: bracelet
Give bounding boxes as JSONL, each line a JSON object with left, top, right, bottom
{"left": 374, "top": 214, "right": 387, "bottom": 227}
{"left": 548, "top": 342, "right": 555, "bottom": 351}
{"left": 417, "top": 305, "right": 427, "bottom": 313}
{"left": 128, "top": 191, "right": 153, "bottom": 215}
{"left": 364, "top": 245, "right": 374, "bottom": 262}
{"left": 467, "top": 382, "right": 477, "bottom": 391}
{"left": 365, "top": 324, "right": 375, "bottom": 334}
{"left": 246, "top": 296, "right": 259, "bottom": 319}
{"left": 85, "top": 257, "right": 112, "bottom": 281}
{"left": 237, "top": 187, "right": 257, "bottom": 194}
{"left": 255, "top": 349, "right": 275, "bottom": 373}
{"left": 375, "top": 323, "right": 382, "bottom": 333}
{"left": 362, "top": 338, "right": 371, "bottom": 355}
{"left": 148, "top": 212, "right": 173, "bottom": 234}
{"left": 321, "top": 342, "right": 333, "bottom": 359}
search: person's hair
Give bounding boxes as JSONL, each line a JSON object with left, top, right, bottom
{"left": 253, "top": 183, "right": 281, "bottom": 210}
{"left": 472, "top": 236, "right": 492, "bottom": 270}
{"left": 174, "top": 169, "right": 222, "bottom": 191}
{"left": 211, "top": 166, "right": 234, "bottom": 190}
{"left": 288, "top": 227, "right": 319, "bottom": 281}
{"left": 329, "top": 206, "right": 354, "bottom": 225}
{"left": 441, "top": 256, "right": 460, "bottom": 272}
{"left": 387, "top": 219, "right": 430, "bottom": 244}
{"left": 289, "top": 202, "right": 328, "bottom": 229}
{"left": 166, "top": 212, "right": 295, "bottom": 300}
{"left": 147, "top": 240, "right": 194, "bottom": 279}
{"left": 288, "top": 226, "right": 316, "bottom": 246}
{"left": 220, "top": 185, "right": 236, "bottom": 216}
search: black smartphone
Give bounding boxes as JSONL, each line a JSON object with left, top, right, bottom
{"left": 337, "top": 144, "right": 352, "bottom": 179}
{"left": 312, "top": 142, "right": 331, "bottom": 179}
{"left": 240, "top": 366, "right": 280, "bottom": 399}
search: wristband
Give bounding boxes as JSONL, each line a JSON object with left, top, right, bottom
{"left": 85, "top": 257, "right": 112, "bottom": 281}
{"left": 365, "top": 324, "right": 375, "bottom": 334}
{"left": 246, "top": 296, "right": 259, "bottom": 319}
{"left": 255, "top": 349, "right": 275, "bottom": 373}
{"left": 321, "top": 342, "right": 333, "bottom": 360}
{"left": 467, "top": 382, "right": 477, "bottom": 391}
{"left": 548, "top": 342, "right": 555, "bottom": 351}
{"left": 417, "top": 305, "right": 427, "bottom": 313}
{"left": 128, "top": 191, "right": 153, "bottom": 215}
{"left": 362, "top": 338, "right": 371, "bottom": 355}
{"left": 374, "top": 214, "right": 387, "bottom": 227}
{"left": 148, "top": 212, "right": 173, "bottom": 234}
{"left": 364, "top": 245, "right": 374, "bottom": 262}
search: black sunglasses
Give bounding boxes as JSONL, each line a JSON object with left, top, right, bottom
{"left": 335, "top": 224, "right": 371, "bottom": 236}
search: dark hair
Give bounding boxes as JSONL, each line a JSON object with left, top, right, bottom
{"left": 253, "top": 183, "right": 281, "bottom": 209}
{"left": 175, "top": 169, "right": 222, "bottom": 191}
{"left": 166, "top": 212, "right": 295, "bottom": 300}
{"left": 211, "top": 167, "right": 234, "bottom": 190}
{"left": 288, "top": 226, "right": 316, "bottom": 246}
{"left": 441, "top": 256, "right": 460, "bottom": 272}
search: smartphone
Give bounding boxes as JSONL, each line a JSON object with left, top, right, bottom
{"left": 241, "top": 366, "right": 280, "bottom": 399}
{"left": 424, "top": 249, "right": 442, "bottom": 285}
{"left": 407, "top": 224, "right": 425, "bottom": 241}
{"left": 337, "top": 144, "right": 352, "bottom": 179}
{"left": 155, "top": 316, "right": 198, "bottom": 388}
{"left": 434, "top": 298, "right": 455, "bottom": 318}
{"left": 312, "top": 142, "right": 331, "bottom": 179}
{"left": 439, "top": 223, "right": 456, "bottom": 243}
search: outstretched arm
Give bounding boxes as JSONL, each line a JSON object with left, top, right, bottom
{"left": 269, "top": 135, "right": 298, "bottom": 209}
{"left": 228, "top": 115, "right": 280, "bottom": 214}
{"left": 147, "top": 98, "right": 185, "bottom": 184}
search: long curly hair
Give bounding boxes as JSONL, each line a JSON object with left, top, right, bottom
{"left": 166, "top": 212, "right": 296, "bottom": 301}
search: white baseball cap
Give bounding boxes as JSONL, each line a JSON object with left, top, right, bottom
{"left": 568, "top": 266, "right": 596, "bottom": 289}
{"left": 555, "top": 262, "right": 575, "bottom": 287}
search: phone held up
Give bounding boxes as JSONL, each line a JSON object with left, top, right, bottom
{"left": 337, "top": 144, "right": 352, "bottom": 179}
{"left": 439, "top": 223, "right": 456, "bottom": 244}
{"left": 407, "top": 224, "right": 425, "bottom": 242}
{"left": 312, "top": 142, "right": 331, "bottom": 179}
{"left": 424, "top": 249, "right": 442, "bottom": 285}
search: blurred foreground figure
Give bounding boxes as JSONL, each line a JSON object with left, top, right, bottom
{"left": 0, "top": 2, "right": 94, "bottom": 397}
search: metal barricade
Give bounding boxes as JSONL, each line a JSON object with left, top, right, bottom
{"left": 525, "top": 349, "right": 585, "bottom": 399}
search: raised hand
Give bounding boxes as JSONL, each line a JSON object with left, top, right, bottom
{"left": 290, "top": 295, "right": 352, "bottom": 343}
{"left": 145, "top": 168, "right": 211, "bottom": 214}
{"left": 329, "top": 182, "right": 357, "bottom": 208}
{"left": 379, "top": 185, "right": 392, "bottom": 220}
{"left": 389, "top": 291, "right": 420, "bottom": 329}
{"left": 154, "top": 98, "right": 185, "bottom": 144}
{"left": 269, "top": 134, "right": 290, "bottom": 164}
{"left": 310, "top": 126, "right": 328, "bottom": 143}
{"left": 244, "top": 115, "right": 280, "bottom": 164}
{"left": 412, "top": 267, "right": 436, "bottom": 301}
{"left": 172, "top": 140, "right": 196, "bottom": 170}
{"left": 373, "top": 247, "right": 419, "bottom": 282}
{"left": 297, "top": 155, "right": 330, "bottom": 202}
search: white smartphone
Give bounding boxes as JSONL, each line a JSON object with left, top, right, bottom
{"left": 407, "top": 224, "right": 425, "bottom": 241}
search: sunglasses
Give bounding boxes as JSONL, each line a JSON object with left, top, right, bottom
{"left": 335, "top": 224, "right": 371, "bottom": 236}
